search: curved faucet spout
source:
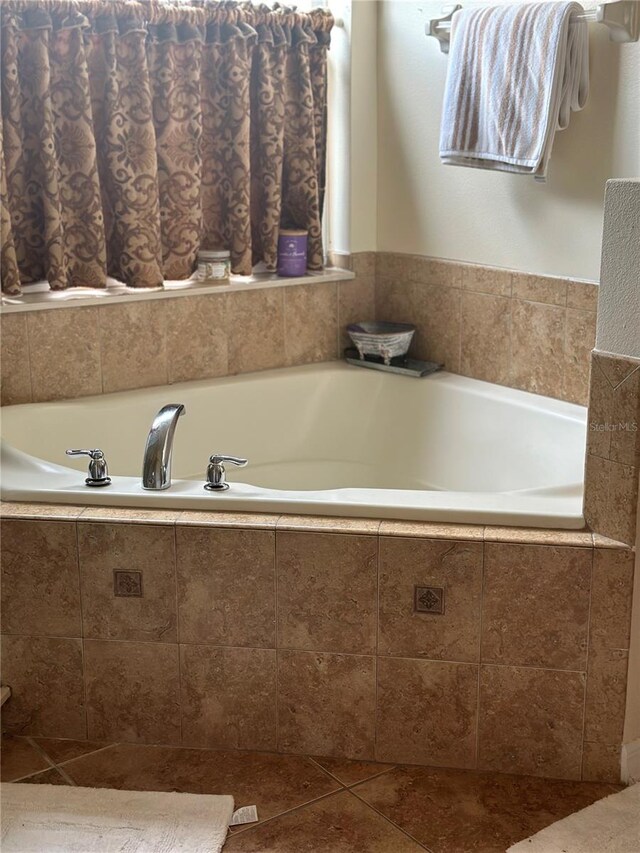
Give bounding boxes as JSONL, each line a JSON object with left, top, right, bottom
{"left": 142, "top": 403, "right": 186, "bottom": 490}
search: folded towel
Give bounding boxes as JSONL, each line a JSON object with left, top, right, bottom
{"left": 439, "top": 1, "right": 589, "bottom": 180}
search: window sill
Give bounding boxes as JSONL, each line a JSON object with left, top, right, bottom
{"left": 0, "top": 268, "right": 355, "bottom": 314}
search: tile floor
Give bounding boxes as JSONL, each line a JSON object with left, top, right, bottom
{"left": 1, "top": 735, "right": 621, "bottom": 852}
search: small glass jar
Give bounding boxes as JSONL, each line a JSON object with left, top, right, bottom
{"left": 195, "top": 249, "right": 231, "bottom": 282}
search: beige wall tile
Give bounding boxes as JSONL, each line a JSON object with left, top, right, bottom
{"left": 609, "top": 363, "right": 640, "bottom": 466}
{"left": 79, "top": 507, "right": 181, "bottom": 525}
{"left": 563, "top": 309, "right": 596, "bottom": 405}
{"left": 606, "top": 460, "right": 638, "bottom": 546}
{"left": 410, "top": 283, "right": 461, "bottom": 371}
{"left": 277, "top": 516, "right": 381, "bottom": 535}
{"left": 180, "top": 644, "right": 277, "bottom": 751}
{"left": 277, "top": 650, "right": 376, "bottom": 760}
{"left": 379, "top": 521, "right": 483, "bottom": 541}
{"left": 589, "top": 549, "right": 634, "bottom": 651}
{"left": 376, "top": 657, "right": 478, "bottom": 769}
{"left": 587, "top": 356, "right": 614, "bottom": 459}
{"left": 1, "top": 519, "right": 81, "bottom": 638}
{"left": 1, "top": 313, "right": 32, "bottom": 405}
{"left": 584, "top": 648, "right": 629, "bottom": 746}
{"left": 478, "top": 666, "right": 585, "bottom": 780}
{"left": 338, "top": 276, "right": 376, "bottom": 350}
{"left": 461, "top": 265, "right": 512, "bottom": 297}
{"left": 0, "top": 635, "right": 86, "bottom": 738}
{"left": 483, "top": 526, "right": 593, "bottom": 547}
{"left": 28, "top": 307, "right": 101, "bottom": 401}
{"left": 99, "top": 301, "right": 167, "bottom": 393}
{"left": 164, "top": 293, "right": 228, "bottom": 384}
{"left": 351, "top": 252, "right": 376, "bottom": 278}
{"left": 567, "top": 281, "right": 598, "bottom": 312}
{"left": 177, "top": 511, "right": 279, "bottom": 529}
{"left": 227, "top": 287, "right": 285, "bottom": 374}
{"left": 277, "top": 531, "right": 377, "bottom": 655}
{"left": 78, "top": 522, "right": 177, "bottom": 643}
{"left": 176, "top": 526, "right": 275, "bottom": 647}
{"left": 84, "top": 639, "right": 180, "bottom": 744}
{"left": 510, "top": 300, "right": 565, "bottom": 397}
{"left": 0, "top": 502, "right": 85, "bottom": 520}
{"left": 581, "top": 742, "right": 621, "bottom": 783}
{"left": 481, "top": 543, "right": 591, "bottom": 670}
{"left": 512, "top": 273, "right": 567, "bottom": 306}
{"left": 407, "top": 257, "right": 462, "bottom": 288}
{"left": 378, "top": 538, "right": 483, "bottom": 662}
{"left": 460, "top": 292, "right": 511, "bottom": 384}
{"left": 284, "top": 282, "right": 338, "bottom": 366}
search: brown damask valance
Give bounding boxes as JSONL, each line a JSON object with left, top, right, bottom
{"left": 0, "top": 0, "right": 333, "bottom": 294}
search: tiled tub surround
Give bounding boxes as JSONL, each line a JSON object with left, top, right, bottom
{"left": 0, "top": 262, "right": 373, "bottom": 406}
{"left": 584, "top": 351, "right": 640, "bottom": 548}
{"left": 1, "top": 505, "right": 634, "bottom": 785}
{"left": 375, "top": 253, "right": 598, "bottom": 406}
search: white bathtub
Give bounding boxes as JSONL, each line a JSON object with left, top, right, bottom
{"left": 0, "top": 362, "right": 587, "bottom": 528}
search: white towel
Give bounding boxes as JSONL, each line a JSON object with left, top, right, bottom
{"left": 439, "top": 1, "right": 589, "bottom": 180}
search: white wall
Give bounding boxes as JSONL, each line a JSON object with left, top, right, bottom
{"left": 375, "top": 0, "right": 640, "bottom": 280}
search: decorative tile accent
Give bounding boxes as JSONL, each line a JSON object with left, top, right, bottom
{"left": 461, "top": 263, "right": 512, "bottom": 297}
{"left": 277, "top": 650, "right": 376, "bottom": 760}
{"left": 511, "top": 273, "right": 568, "bottom": 306}
{"left": 379, "top": 520, "right": 483, "bottom": 541}
{"left": 78, "top": 523, "right": 177, "bottom": 642}
{"left": 478, "top": 665, "right": 585, "bottom": 780}
{"left": 378, "top": 537, "right": 482, "bottom": 662}
{"left": 414, "top": 585, "right": 445, "bottom": 614}
{"left": 180, "top": 644, "right": 277, "bottom": 751}
{"left": 276, "top": 515, "right": 381, "bottom": 535}
{"left": 0, "top": 635, "right": 86, "bottom": 739}
{"left": 276, "top": 531, "right": 377, "bottom": 654}
{"left": 83, "top": 639, "right": 181, "bottom": 744}
{"left": 376, "top": 657, "right": 478, "bottom": 769}
{"left": 481, "top": 543, "right": 591, "bottom": 670}
{"left": 1, "top": 519, "right": 81, "bottom": 638}
{"left": 114, "top": 571, "right": 143, "bottom": 597}
{"left": 176, "top": 526, "right": 276, "bottom": 647}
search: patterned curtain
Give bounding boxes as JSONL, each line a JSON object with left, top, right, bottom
{"left": 0, "top": 1, "right": 333, "bottom": 294}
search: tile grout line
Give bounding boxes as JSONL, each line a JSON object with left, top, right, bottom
{"left": 228, "top": 788, "right": 344, "bottom": 837}
{"left": 347, "top": 787, "right": 434, "bottom": 852}
{"left": 53, "top": 742, "right": 120, "bottom": 770}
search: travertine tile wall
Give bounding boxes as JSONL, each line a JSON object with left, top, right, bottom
{"left": 1, "top": 505, "right": 634, "bottom": 784}
{"left": 0, "top": 259, "right": 374, "bottom": 406}
{"left": 584, "top": 351, "right": 640, "bottom": 547}
{"left": 375, "top": 253, "right": 598, "bottom": 406}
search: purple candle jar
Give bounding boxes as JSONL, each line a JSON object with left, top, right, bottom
{"left": 277, "top": 229, "right": 308, "bottom": 277}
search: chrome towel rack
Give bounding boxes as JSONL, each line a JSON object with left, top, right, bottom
{"left": 427, "top": 1, "right": 639, "bottom": 53}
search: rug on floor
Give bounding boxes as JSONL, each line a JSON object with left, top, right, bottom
{"left": 508, "top": 782, "right": 640, "bottom": 853}
{"left": 0, "top": 782, "right": 234, "bottom": 853}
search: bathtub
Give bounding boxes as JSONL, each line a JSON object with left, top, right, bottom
{"left": 0, "top": 362, "right": 587, "bottom": 528}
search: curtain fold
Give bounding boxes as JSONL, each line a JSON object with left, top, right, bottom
{"left": 0, "top": 0, "right": 333, "bottom": 293}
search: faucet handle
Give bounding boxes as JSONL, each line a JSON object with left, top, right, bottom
{"left": 66, "top": 449, "right": 111, "bottom": 487}
{"left": 205, "top": 453, "right": 248, "bottom": 491}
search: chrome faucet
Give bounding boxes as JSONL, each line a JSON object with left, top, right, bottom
{"left": 142, "top": 404, "right": 186, "bottom": 490}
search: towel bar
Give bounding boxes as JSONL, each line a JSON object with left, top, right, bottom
{"left": 427, "top": 1, "right": 639, "bottom": 53}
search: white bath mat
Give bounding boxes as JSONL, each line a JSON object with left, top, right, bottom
{"left": 508, "top": 782, "right": 640, "bottom": 853}
{"left": 0, "top": 783, "right": 234, "bottom": 853}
